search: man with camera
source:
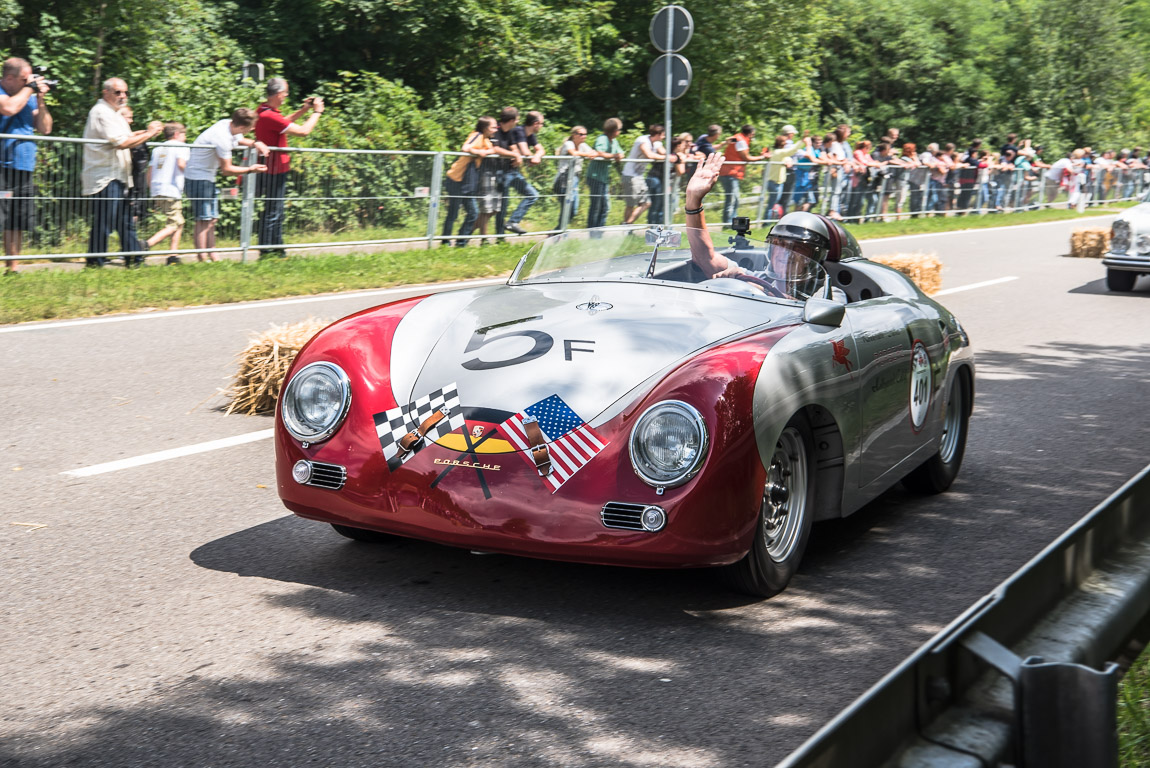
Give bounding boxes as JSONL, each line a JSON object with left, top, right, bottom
{"left": 0, "top": 58, "right": 52, "bottom": 274}
{"left": 254, "top": 78, "right": 324, "bottom": 258}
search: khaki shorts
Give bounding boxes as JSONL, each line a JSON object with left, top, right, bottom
{"left": 622, "top": 175, "right": 649, "bottom": 207}
{"left": 154, "top": 197, "right": 185, "bottom": 228}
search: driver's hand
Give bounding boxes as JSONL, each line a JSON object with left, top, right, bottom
{"left": 684, "top": 151, "right": 725, "bottom": 209}
{"left": 712, "top": 259, "right": 743, "bottom": 279}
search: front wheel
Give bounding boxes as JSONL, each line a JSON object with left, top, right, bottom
{"left": 1107, "top": 269, "right": 1138, "bottom": 292}
{"left": 903, "top": 370, "right": 970, "bottom": 494}
{"left": 719, "top": 416, "right": 816, "bottom": 598}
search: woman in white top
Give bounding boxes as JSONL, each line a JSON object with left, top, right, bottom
{"left": 554, "top": 126, "right": 601, "bottom": 230}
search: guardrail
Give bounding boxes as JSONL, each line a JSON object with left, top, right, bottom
{"left": 2, "top": 132, "right": 1147, "bottom": 263}
{"left": 776, "top": 462, "right": 1150, "bottom": 768}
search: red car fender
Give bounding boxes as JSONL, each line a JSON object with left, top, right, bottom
{"left": 594, "top": 325, "right": 800, "bottom": 555}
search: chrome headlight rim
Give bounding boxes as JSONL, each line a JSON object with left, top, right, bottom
{"left": 281, "top": 361, "right": 352, "bottom": 444}
{"left": 628, "top": 399, "right": 709, "bottom": 488}
{"left": 1136, "top": 233, "right": 1150, "bottom": 255}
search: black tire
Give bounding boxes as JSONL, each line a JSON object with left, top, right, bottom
{"left": 903, "top": 370, "right": 970, "bottom": 494}
{"left": 331, "top": 523, "right": 395, "bottom": 543}
{"left": 719, "top": 415, "right": 817, "bottom": 598}
{"left": 1106, "top": 269, "right": 1138, "bottom": 292}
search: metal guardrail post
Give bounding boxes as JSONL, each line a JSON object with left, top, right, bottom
{"left": 426, "top": 152, "right": 445, "bottom": 249}
{"left": 558, "top": 159, "right": 576, "bottom": 233}
{"left": 239, "top": 147, "right": 257, "bottom": 263}
{"left": 755, "top": 163, "right": 771, "bottom": 224}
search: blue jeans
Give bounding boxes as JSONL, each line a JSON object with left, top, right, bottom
{"left": 442, "top": 177, "right": 478, "bottom": 245}
{"left": 978, "top": 182, "right": 991, "bottom": 211}
{"left": 928, "top": 179, "right": 946, "bottom": 211}
{"left": 86, "top": 179, "right": 142, "bottom": 267}
{"left": 557, "top": 182, "right": 580, "bottom": 230}
{"left": 587, "top": 178, "right": 610, "bottom": 228}
{"left": 719, "top": 176, "right": 740, "bottom": 223}
{"left": 646, "top": 175, "right": 665, "bottom": 224}
{"left": 502, "top": 170, "right": 538, "bottom": 227}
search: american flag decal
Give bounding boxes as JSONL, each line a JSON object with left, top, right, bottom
{"left": 500, "top": 394, "right": 608, "bottom": 492}
{"left": 374, "top": 383, "right": 466, "bottom": 471}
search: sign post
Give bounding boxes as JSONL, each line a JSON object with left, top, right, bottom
{"left": 648, "top": 6, "right": 693, "bottom": 227}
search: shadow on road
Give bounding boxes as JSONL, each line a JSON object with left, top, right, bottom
{"left": 1069, "top": 275, "right": 1150, "bottom": 295}
{"left": 6, "top": 343, "right": 1148, "bottom": 768}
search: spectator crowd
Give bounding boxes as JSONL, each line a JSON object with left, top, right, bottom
{"left": 1, "top": 55, "right": 1147, "bottom": 272}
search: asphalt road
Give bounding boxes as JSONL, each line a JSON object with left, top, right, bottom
{"left": 3, "top": 217, "right": 1149, "bottom": 768}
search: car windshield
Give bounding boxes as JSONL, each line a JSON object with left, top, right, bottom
{"left": 509, "top": 226, "right": 829, "bottom": 303}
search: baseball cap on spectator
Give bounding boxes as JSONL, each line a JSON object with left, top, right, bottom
{"left": 781, "top": 124, "right": 797, "bottom": 135}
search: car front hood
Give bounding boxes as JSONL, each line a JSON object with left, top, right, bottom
{"left": 389, "top": 281, "right": 799, "bottom": 424}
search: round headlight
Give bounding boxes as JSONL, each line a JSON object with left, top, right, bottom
{"left": 1112, "top": 220, "right": 1131, "bottom": 253}
{"left": 1137, "top": 234, "right": 1150, "bottom": 254}
{"left": 629, "top": 400, "right": 708, "bottom": 487}
{"left": 281, "top": 362, "right": 352, "bottom": 444}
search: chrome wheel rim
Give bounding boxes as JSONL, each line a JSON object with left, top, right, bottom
{"left": 762, "top": 427, "right": 808, "bottom": 562}
{"left": 939, "top": 381, "right": 964, "bottom": 464}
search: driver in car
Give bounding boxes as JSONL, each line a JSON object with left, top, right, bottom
{"left": 683, "top": 151, "right": 830, "bottom": 300}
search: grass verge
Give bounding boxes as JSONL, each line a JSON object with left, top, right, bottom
{"left": 1122, "top": 646, "right": 1150, "bottom": 765}
{"left": 0, "top": 204, "right": 1133, "bottom": 325}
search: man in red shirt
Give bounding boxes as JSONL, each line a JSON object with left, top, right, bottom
{"left": 254, "top": 78, "right": 324, "bottom": 257}
{"left": 718, "top": 124, "right": 765, "bottom": 225}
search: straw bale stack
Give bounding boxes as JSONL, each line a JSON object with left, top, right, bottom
{"left": 1069, "top": 228, "right": 1111, "bottom": 259}
{"left": 223, "top": 318, "right": 328, "bottom": 415}
{"left": 869, "top": 252, "right": 943, "bottom": 295}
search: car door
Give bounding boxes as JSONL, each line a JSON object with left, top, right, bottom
{"left": 846, "top": 295, "right": 945, "bottom": 487}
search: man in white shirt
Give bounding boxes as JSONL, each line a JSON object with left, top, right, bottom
{"left": 621, "top": 124, "right": 665, "bottom": 224}
{"left": 1043, "top": 150, "right": 1080, "bottom": 207}
{"left": 184, "top": 109, "right": 268, "bottom": 261}
{"left": 144, "top": 123, "right": 190, "bottom": 263}
{"left": 81, "top": 77, "right": 162, "bottom": 267}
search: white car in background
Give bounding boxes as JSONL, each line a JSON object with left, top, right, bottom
{"left": 1105, "top": 205, "right": 1150, "bottom": 291}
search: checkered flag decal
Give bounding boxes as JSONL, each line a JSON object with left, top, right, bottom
{"left": 374, "top": 383, "right": 465, "bottom": 471}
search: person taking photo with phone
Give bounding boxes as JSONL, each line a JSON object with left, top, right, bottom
{"left": 254, "top": 78, "right": 324, "bottom": 258}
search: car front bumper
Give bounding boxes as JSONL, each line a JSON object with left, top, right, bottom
{"left": 1103, "top": 254, "right": 1150, "bottom": 271}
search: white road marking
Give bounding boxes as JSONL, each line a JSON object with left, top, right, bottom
{"left": 934, "top": 276, "right": 1019, "bottom": 296}
{"left": 62, "top": 429, "right": 274, "bottom": 477}
{"left": 0, "top": 277, "right": 507, "bottom": 335}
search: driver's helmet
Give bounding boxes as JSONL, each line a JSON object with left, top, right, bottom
{"left": 764, "top": 211, "right": 832, "bottom": 298}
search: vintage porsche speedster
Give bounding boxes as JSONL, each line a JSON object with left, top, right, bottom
{"left": 275, "top": 218, "right": 974, "bottom": 596}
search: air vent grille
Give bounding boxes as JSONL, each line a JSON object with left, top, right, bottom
{"left": 307, "top": 461, "right": 347, "bottom": 490}
{"left": 601, "top": 502, "right": 648, "bottom": 531}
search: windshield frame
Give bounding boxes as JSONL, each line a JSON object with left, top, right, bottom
{"left": 507, "top": 225, "right": 830, "bottom": 305}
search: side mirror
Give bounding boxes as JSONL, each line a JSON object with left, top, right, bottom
{"left": 645, "top": 227, "right": 682, "bottom": 248}
{"left": 803, "top": 297, "right": 845, "bottom": 327}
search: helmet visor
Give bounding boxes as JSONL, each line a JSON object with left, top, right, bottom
{"left": 764, "top": 235, "right": 827, "bottom": 299}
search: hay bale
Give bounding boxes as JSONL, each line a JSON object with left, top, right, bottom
{"left": 1069, "top": 227, "right": 1111, "bottom": 258}
{"left": 223, "top": 318, "right": 328, "bottom": 415}
{"left": 870, "top": 252, "right": 943, "bottom": 295}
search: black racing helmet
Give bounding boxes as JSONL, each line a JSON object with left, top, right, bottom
{"left": 763, "top": 211, "right": 834, "bottom": 298}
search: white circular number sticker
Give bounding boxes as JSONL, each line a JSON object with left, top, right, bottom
{"left": 910, "top": 342, "right": 932, "bottom": 430}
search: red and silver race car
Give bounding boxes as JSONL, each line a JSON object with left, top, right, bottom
{"left": 275, "top": 218, "right": 973, "bottom": 596}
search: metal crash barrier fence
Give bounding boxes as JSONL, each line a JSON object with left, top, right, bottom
{"left": 3, "top": 132, "right": 1148, "bottom": 262}
{"left": 776, "top": 462, "right": 1150, "bottom": 768}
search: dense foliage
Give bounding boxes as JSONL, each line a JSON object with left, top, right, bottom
{"left": 4, "top": 0, "right": 1148, "bottom": 154}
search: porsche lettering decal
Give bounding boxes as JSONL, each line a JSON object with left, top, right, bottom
{"left": 434, "top": 458, "right": 501, "bottom": 471}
